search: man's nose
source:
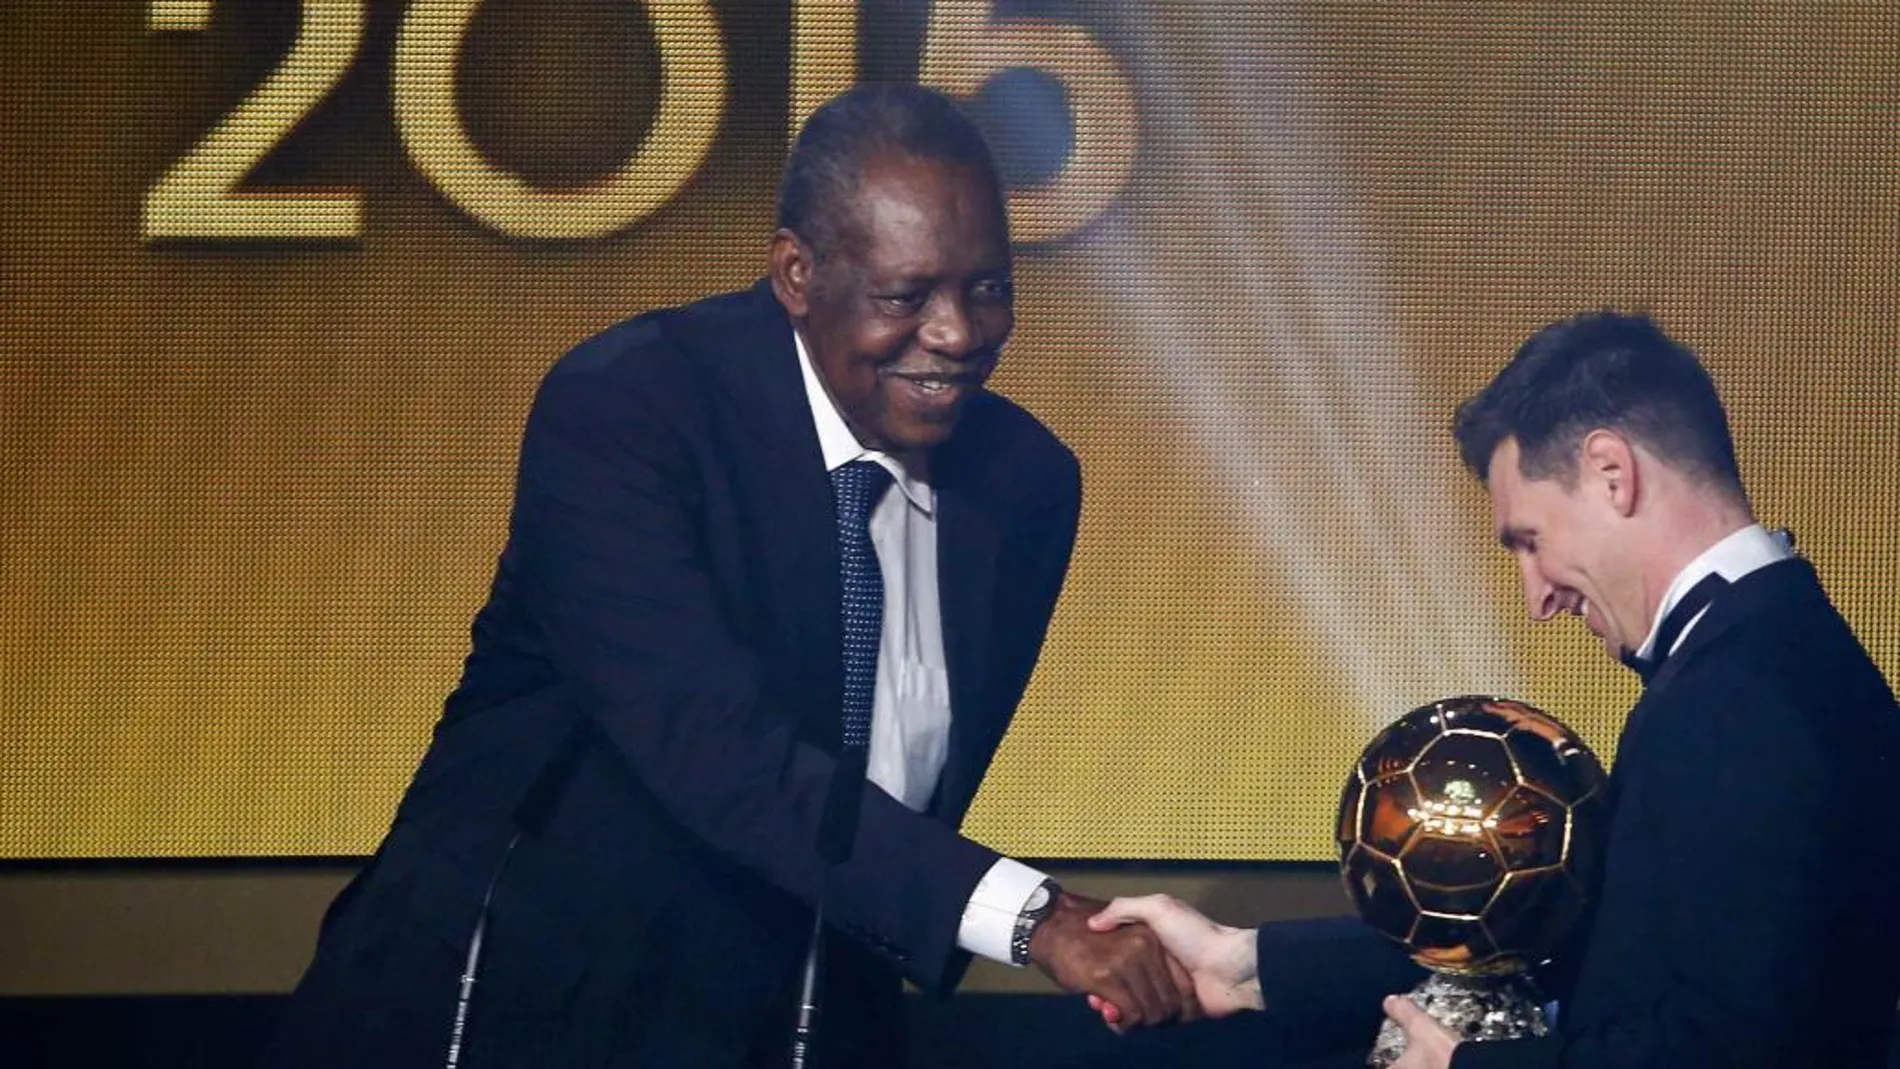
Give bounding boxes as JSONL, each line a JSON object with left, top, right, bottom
{"left": 919, "top": 294, "right": 976, "bottom": 357}
{"left": 1521, "top": 563, "right": 1560, "bottom": 621}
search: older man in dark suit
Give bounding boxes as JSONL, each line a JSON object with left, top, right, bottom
{"left": 265, "top": 85, "right": 1190, "bottom": 1069}
{"left": 1084, "top": 311, "right": 1900, "bottom": 1069}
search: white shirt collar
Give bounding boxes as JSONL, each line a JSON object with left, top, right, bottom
{"left": 793, "top": 331, "right": 934, "bottom": 516}
{"left": 1635, "top": 523, "right": 1792, "bottom": 658}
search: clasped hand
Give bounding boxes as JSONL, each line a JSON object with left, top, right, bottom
{"left": 1026, "top": 890, "right": 1202, "bottom": 1030}
{"left": 1077, "top": 894, "right": 1462, "bottom": 1068}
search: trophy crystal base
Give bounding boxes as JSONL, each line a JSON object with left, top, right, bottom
{"left": 1368, "top": 972, "right": 1549, "bottom": 1068}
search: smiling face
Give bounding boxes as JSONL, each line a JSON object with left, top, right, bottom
{"left": 1486, "top": 437, "right": 1643, "bottom": 659}
{"left": 769, "top": 152, "right": 1013, "bottom": 454}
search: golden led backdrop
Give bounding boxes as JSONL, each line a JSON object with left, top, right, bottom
{"left": 2, "top": 2, "right": 1895, "bottom": 859}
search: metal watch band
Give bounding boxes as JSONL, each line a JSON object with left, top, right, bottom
{"left": 1009, "top": 879, "right": 1060, "bottom": 966}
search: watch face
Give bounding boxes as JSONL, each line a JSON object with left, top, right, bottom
{"left": 1025, "top": 884, "right": 1052, "bottom": 913}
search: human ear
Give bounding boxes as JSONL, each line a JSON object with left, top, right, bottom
{"left": 1580, "top": 429, "right": 1638, "bottom": 516}
{"left": 767, "top": 229, "right": 813, "bottom": 318}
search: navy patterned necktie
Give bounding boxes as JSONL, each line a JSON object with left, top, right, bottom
{"left": 831, "top": 460, "right": 892, "bottom": 750}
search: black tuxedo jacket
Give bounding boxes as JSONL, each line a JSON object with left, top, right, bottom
{"left": 268, "top": 282, "right": 1082, "bottom": 1068}
{"left": 1250, "top": 557, "right": 1900, "bottom": 1069}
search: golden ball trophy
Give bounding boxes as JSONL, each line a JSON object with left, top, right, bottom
{"left": 1337, "top": 696, "right": 1608, "bottom": 1067}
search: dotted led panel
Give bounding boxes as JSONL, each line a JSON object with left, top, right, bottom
{"left": 2, "top": 1, "right": 1894, "bottom": 860}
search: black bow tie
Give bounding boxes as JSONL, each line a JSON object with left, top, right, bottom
{"left": 1618, "top": 573, "right": 1730, "bottom": 685}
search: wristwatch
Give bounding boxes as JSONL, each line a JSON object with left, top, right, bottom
{"left": 1010, "top": 878, "right": 1061, "bottom": 966}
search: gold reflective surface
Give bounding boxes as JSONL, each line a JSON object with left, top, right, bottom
{"left": 1338, "top": 696, "right": 1609, "bottom": 975}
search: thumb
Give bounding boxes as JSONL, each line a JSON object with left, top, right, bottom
{"left": 1085, "top": 895, "right": 1153, "bottom": 932}
{"left": 1383, "top": 994, "right": 1424, "bottom": 1032}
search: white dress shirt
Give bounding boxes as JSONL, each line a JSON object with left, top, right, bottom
{"left": 794, "top": 333, "right": 1048, "bottom": 966}
{"left": 1634, "top": 523, "right": 1794, "bottom": 661}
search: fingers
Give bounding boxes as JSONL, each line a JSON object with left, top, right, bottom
{"left": 1038, "top": 892, "right": 1209, "bottom": 1031}
{"left": 1382, "top": 995, "right": 1458, "bottom": 1069}
{"left": 1083, "top": 896, "right": 1203, "bottom": 1026}
{"left": 1086, "top": 959, "right": 1195, "bottom": 1033}
{"left": 1094, "top": 956, "right": 1193, "bottom": 1032}
{"left": 1080, "top": 924, "right": 1177, "bottom": 1027}
{"left": 1383, "top": 998, "right": 1423, "bottom": 1069}
{"left": 1104, "top": 931, "right": 1193, "bottom": 1028}
{"left": 1095, "top": 938, "right": 1169, "bottom": 1026}
{"left": 1165, "top": 952, "right": 1203, "bottom": 1023}
{"left": 1383, "top": 994, "right": 1422, "bottom": 1031}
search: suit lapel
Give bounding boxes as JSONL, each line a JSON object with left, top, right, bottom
{"left": 931, "top": 435, "right": 1002, "bottom": 819}
{"left": 1614, "top": 557, "right": 1816, "bottom": 771}
{"left": 672, "top": 282, "right": 844, "bottom": 748}
{"left": 663, "top": 285, "right": 1012, "bottom": 784}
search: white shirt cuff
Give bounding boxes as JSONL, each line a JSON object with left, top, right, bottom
{"left": 956, "top": 856, "right": 1050, "bottom": 966}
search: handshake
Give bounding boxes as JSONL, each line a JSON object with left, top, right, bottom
{"left": 1035, "top": 893, "right": 1459, "bottom": 1068}
{"left": 1026, "top": 891, "right": 1262, "bottom": 1029}
{"left": 1033, "top": 892, "right": 1459, "bottom": 1063}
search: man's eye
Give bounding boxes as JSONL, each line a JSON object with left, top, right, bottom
{"left": 876, "top": 293, "right": 925, "bottom": 313}
{"left": 973, "top": 279, "right": 1013, "bottom": 302}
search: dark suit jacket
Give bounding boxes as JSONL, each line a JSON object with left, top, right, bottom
{"left": 268, "top": 281, "right": 1083, "bottom": 1068}
{"left": 1251, "top": 557, "right": 1900, "bottom": 1068}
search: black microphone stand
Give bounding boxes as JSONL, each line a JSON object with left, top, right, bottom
{"left": 793, "top": 747, "right": 869, "bottom": 1068}
{"left": 442, "top": 720, "right": 589, "bottom": 1069}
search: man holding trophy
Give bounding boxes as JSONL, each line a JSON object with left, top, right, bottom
{"left": 1086, "top": 311, "right": 1900, "bottom": 1068}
